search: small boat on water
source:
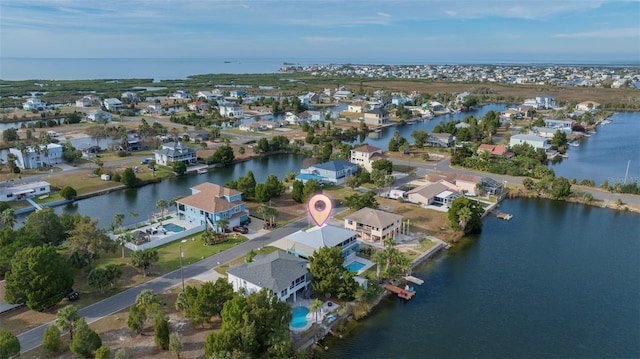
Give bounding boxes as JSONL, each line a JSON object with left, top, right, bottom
{"left": 197, "top": 168, "right": 208, "bottom": 174}
{"left": 569, "top": 141, "right": 580, "bottom": 147}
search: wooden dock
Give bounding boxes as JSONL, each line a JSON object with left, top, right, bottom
{"left": 385, "top": 284, "right": 416, "bottom": 300}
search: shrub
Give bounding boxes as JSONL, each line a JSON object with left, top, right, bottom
{"left": 42, "top": 325, "right": 63, "bottom": 356}
{"left": 60, "top": 186, "right": 77, "bottom": 200}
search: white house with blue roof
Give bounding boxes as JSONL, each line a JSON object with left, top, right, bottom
{"left": 282, "top": 224, "right": 360, "bottom": 261}
{"left": 297, "top": 160, "right": 358, "bottom": 185}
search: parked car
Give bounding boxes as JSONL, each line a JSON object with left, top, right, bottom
{"left": 68, "top": 289, "right": 80, "bottom": 301}
{"left": 233, "top": 226, "right": 249, "bottom": 234}
{"left": 141, "top": 159, "right": 150, "bottom": 164}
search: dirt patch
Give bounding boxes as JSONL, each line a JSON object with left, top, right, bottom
{"left": 246, "top": 195, "right": 307, "bottom": 224}
{"left": 22, "top": 282, "right": 214, "bottom": 359}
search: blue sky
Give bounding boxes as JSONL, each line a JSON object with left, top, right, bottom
{"left": 1, "top": 0, "right": 639, "bottom": 63}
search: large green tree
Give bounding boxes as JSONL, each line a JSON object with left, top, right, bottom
{"left": 302, "top": 179, "right": 323, "bottom": 202}
{"left": 211, "top": 145, "right": 235, "bottom": 166}
{"left": 551, "top": 176, "right": 572, "bottom": 199}
{"left": 371, "top": 158, "right": 393, "bottom": 174}
{"left": 69, "top": 318, "right": 102, "bottom": 358}
{"left": 154, "top": 313, "right": 170, "bottom": 350}
{"left": 343, "top": 191, "right": 378, "bottom": 210}
{"left": 446, "top": 197, "right": 484, "bottom": 234}
{"left": 131, "top": 248, "right": 159, "bottom": 276}
{"left": 176, "top": 278, "right": 233, "bottom": 327}
{"left": 309, "top": 247, "right": 358, "bottom": 300}
{"left": 291, "top": 180, "right": 304, "bottom": 203}
{"left": 0, "top": 329, "right": 20, "bottom": 359}
{"left": 5, "top": 246, "right": 74, "bottom": 311}
{"left": 67, "top": 217, "right": 115, "bottom": 271}
{"left": 42, "top": 325, "right": 63, "bottom": 357}
{"left": 204, "top": 290, "right": 293, "bottom": 359}
{"left": 23, "top": 207, "right": 65, "bottom": 246}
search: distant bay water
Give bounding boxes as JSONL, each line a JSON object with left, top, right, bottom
{"left": 0, "top": 57, "right": 286, "bottom": 81}
{"left": 2, "top": 57, "right": 638, "bottom": 81}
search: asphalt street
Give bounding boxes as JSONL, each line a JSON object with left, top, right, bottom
{"left": 17, "top": 217, "right": 307, "bottom": 353}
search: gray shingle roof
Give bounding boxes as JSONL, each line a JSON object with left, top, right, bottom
{"left": 226, "top": 251, "right": 308, "bottom": 293}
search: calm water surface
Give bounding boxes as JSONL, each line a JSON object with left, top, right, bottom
{"left": 319, "top": 198, "right": 640, "bottom": 359}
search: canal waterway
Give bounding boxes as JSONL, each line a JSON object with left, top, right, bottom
{"left": 39, "top": 154, "right": 307, "bottom": 228}
{"left": 549, "top": 111, "right": 640, "bottom": 186}
{"left": 318, "top": 198, "right": 640, "bottom": 359}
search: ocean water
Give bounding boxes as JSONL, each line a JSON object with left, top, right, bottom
{"left": 0, "top": 57, "right": 286, "bottom": 80}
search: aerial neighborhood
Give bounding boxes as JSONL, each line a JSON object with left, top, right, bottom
{"left": 0, "top": 62, "right": 637, "bottom": 358}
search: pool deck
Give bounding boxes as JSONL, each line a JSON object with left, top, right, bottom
{"left": 289, "top": 299, "right": 340, "bottom": 332}
{"left": 343, "top": 256, "right": 374, "bottom": 275}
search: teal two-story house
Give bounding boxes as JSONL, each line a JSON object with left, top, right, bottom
{"left": 177, "top": 182, "right": 249, "bottom": 232}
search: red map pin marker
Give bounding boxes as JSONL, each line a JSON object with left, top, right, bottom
{"left": 307, "top": 194, "right": 333, "bottom": 227}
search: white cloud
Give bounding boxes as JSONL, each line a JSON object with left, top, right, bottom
{"left": 377, "top": 12, "right": 391, "bottom": 17}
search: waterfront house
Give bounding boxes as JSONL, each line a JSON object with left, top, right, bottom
{"left": 477, "top": 144, "right": 510, "bottom": 157}
{"left": 284, "top": 112, "right": 299, "bottom": 125}
{"left": 429, "top": 101, "right": 444, "bottom": 111}
{"left": 22, "top": 98, "right": 47, "bottom": 111}
{"left": 297, "top": 160, "right": 358, "bottom": 185}
{"left": 543, "top": 119, "right": 574, "bottom": 134}
{"left": 509, "top": 134, "right": 550, "bottom": 152}
{"left": 333, "top": 89, "right": 352, "bottom": 100}
{"left": 350, "top": 144, "right": 385, "bottom": 173}
{"left": 176, "top": 182, "right": 249, "bottom": 232}
{"left": 533, "top": 127, "right": 560, "bottom": 138}
{"left": 9, "top": 143, "right": 63, "bottom": 169}
{"left": 239, "top": 122, "right": 265, "bottom": 132}
{"left": 0, "top": 181, "right": 51, "bottom": 202}
{"left": 75, "top": 97, "right": 93, "bottom": 108}
{"left": 426, "top": 133, "right": 455, "bottom": 148}
{"left": 282, "top": 224, "right": 359, "bottom": 260}
{"left": 227, "top": 251, "right": 311, "bottom": 303}
{"left": 153, "top": 142, "right": 197, "bottom": 166}
{"left": 218, "top": 102, "right": 243, "bottom": 118}
{"left": 197, "top": 90, "right": 224, "bottom": 101}
{"left": 121, "top": 92, "right": 138, "bottom": 103}
{"left": 344, "top": 207, "right": 403, "bottom": 243}
{"left": 171, "top": 90, "right": 192, "bottom": 100}
{"left": 146, "top": 103, "right": 163, "bottom": 115}
{"left": 86, "top": 110, "right": 112, "bottom": 123}
{"left": 576, "top": 101, "right": 601, "bottom": 112}
{"left": 103, "top": 98, "right": 123, "bottom": 112}
{"left": 523, "top": 96, "right": 556, "bottom": 110}
{"left": 188, "top": 101, "right": 208, "bottom": 113}
{"left": 427, "top": 171, "right": 503, "bottom": 196}
{"left": 348, "top": 101, "right": 368, "bottom": 113}
{"left": 229, "top": 90, "right": 247, "bottom": 99}
{"left": 363, "top": 108, "right": 390, "bottom": 126}
{"left": 406, "top": 182, "right": 462, "bottom": 207}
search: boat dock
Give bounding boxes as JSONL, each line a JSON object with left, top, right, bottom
{"left": 404, "top": 276, "right": 424, "bottom": 285}
{"left": 496, "top": 212, "right": 513, "bottom": 220}
{"left": 385, "top": 284, "right": 416, "bottom": 300}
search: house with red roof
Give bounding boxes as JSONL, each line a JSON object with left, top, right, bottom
{"left": 350, "top": 144, "right": 385, "bottom": 172}
{"left": 177, "top": 182, "right": 249, "bottom": 232}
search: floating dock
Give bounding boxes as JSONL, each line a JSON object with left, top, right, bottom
{"left": 404, "top": 276, "right": 424, "bottom": 285}
{"left": 496, "top": 212, "right": 513, "bottom": 220}
{"left": 385, "top": 284, "right": 416, "bottom": 300}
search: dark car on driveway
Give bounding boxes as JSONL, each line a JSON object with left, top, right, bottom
{"left": 233, "top": 226, "right": 249, "bottom": 234}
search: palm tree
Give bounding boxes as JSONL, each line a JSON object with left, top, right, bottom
{"left": 257, "top": 203, "right": 270, "bottom": 222}
{"left": 155, "top": 199, "right": 168, "bottom": 223}
{"left": 216, "top": 218, "right": 229, "bottom": 234}
{"left": 457, "top": 206, "right": 473, "bottom": 231}
{"left": 371, "top": 250, "right": 386, "bottom": 282}
{"left": 56, "top": 305, "right": 79, "bottom": 339}
{"left": 309, "top": 298, "right": 322, "bottom": 323}
{"left": 116, "top": 232, "right": 135, "bottom": 258}
{"left": 111, "top": 213, "right": 125, "bottom": 234}
{"left": 0, "top": 208, "right": 17, "bottom": 230}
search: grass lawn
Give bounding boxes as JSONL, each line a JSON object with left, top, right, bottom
{"left": 155, "top": 232, "right": 249, "bottom": 272}
{"left": 45, "top": 170, "right": 123, "bottom": 194}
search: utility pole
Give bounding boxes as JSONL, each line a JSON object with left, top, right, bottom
{"left": 179, "top": 244, "right": 185, "bottom": 292}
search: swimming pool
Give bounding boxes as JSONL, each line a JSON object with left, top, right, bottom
{"left": 345, "top": 260, "right": 366, "bottom": 272}
{"left": 290, "top": 306, "right": 309, "bottom": 328}
{"left": 163, "top": 223, "right": 185, "bottom": 233}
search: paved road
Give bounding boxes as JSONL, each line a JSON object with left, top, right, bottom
{"left": 390, "top": 157, "right": 640, "bottom": 206}
{"left": 17, "top": 218, "right": 308, "bottom": 353}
